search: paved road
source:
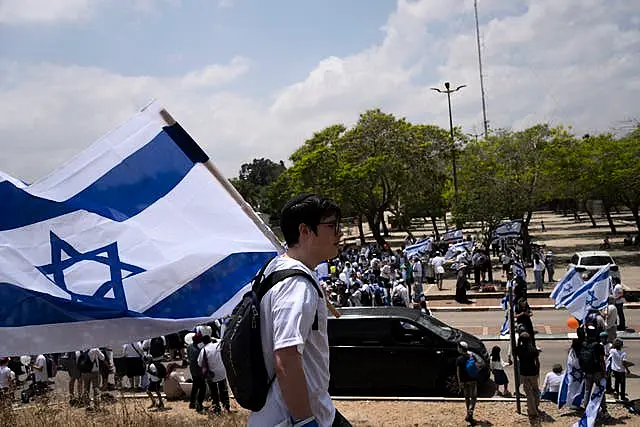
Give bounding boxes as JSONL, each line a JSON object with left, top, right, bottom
{"left": 435, "top": 309, "right": 638, "bottom": 339}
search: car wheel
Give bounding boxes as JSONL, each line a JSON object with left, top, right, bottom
{"left": 442, "top": 372, "right": 461, "bottom": 397}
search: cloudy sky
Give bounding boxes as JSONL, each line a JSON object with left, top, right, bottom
{"left": 1, "top": 0, "right": 638, "bottom": 182}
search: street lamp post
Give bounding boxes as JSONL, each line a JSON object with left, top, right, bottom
{"left": 431, "top": 82, "right": 466, "bottom": 205}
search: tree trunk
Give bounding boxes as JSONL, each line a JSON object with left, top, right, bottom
{"left": 603, "top": 201, "right": 617, "bottom": 234}
{"left": 367, "top": 213, "right": 387, "bottom": 247}
{"left": 430, "top": 216, "right": 440, "bottom": 240}
{"left": 584, "top": 201, "right": 597, "bottom": 227}
{"left": 381, "top": 213, "right": 390, "bottom": 237}
{"left": 357, "top": 214, "right": 366, "bottom": 245}
{"left": 443, "top": 213, "right": 449, "bottom": 231}
{"left": 572, "top": 199, "right": 581, "bottom": 222}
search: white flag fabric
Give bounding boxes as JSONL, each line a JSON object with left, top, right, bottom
{"left": 551, "top": 267, "right": 584, "bottom": 307}
{"left": 442, "top": 229, "right": 463, "bottom": 243}
{"left": 562, "top": 266, "right": 611, "bottom": 322}
{"left": 574, "top": 376, "right": 607, "bottom": 427}
{"left": 558, "top": 349, "right": 585, "bottom": 409}
{"left": 404, "top": 238, "right": 432, "bottom": 258}
{"left": 0, "top": 102, "right": 278, "bottom": 356}
{"left": 499, "top": 294, "right": 509, "bottom": 336}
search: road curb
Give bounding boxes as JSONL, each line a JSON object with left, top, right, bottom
{"left": 331, "top": 395, "right": 629, "bottom": 404}
{"left": 430, "top": 303, "right": 640, "bottom": 312}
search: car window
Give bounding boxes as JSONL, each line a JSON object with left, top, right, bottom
{"left": 328, "top": 318, "right": 391, "bottom": 346}
{"left": 580, "top": 256, "right": 614, "bottom": 266}
{"left": 416, "top": 314, "right": 455, "bottom": 340}
{"left": 392, "top": 320, "right": 430, "bottom": 345}
{"left": 570, "top": 254, "right": 579, "bottom": 265}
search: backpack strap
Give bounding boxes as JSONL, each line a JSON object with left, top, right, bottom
{"left": 255, "top": 269, "right": 323, "bottom": 331}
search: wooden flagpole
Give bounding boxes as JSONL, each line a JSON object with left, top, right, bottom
{"left": 158, "top": 108, "right": 340, "bottom": 317}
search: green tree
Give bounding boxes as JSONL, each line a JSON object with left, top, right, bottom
{"left": 230, "top": 157, "right": 286, "bottom": 216}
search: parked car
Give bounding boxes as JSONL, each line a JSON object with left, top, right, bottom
{"left": 568, "top": 250, "right": 621, "bottom": 284}
{"left": 327, "top": 307, "right": 491, "bottom": 397}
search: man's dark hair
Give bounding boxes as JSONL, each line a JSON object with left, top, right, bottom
{"left": 202, "top": 335, "right": 211, "bottom": 344}
{"left": 280, "top": 194, "right": 341, "bottom": 247}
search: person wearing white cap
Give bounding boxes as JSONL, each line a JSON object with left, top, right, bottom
{"left": 456, "top": 341, "right": 478, "bottom": 426}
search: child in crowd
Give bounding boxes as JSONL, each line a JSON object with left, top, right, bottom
{"left": 490, "top": 346, "right": 510, "bottom": 397}
{"left": 608, "top": 339, "right": 632, "bottom": 401}
{"left": 541, "top": 364, "right": 563, "bottom": 403}
{"left": 146, "top": 357, "right": 167, "bottom": 410}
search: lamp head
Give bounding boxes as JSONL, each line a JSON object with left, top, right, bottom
{"left": 444, "top": 82, "right": 450, "bottom": 89}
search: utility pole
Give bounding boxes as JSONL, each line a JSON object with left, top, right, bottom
{"left": 474, "top": 0, "right": 489, "bottom": 138}
{"left": 431, "top": 82, "right": 466, "bottom": 206}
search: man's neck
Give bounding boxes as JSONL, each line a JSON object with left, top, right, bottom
{"left": 285, "top": 247, "right": 319, "bottom": 270}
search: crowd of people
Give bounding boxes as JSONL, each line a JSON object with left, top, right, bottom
{"left": 0, "top": 325, "right": 230, "bottom": 415}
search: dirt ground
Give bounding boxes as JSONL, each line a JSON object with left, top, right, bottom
{"left": 13, "top": 397, "right": 639, "bottom": 427}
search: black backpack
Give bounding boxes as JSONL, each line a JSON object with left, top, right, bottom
{"left": 220, "top": 259, "right": 322, "bottom": 412}
{"left": 578, "top": 341, "right": 599, "bottom": 374}
{"left": 77, "top": 350, "right": 94, "bottom": 374}
{"left": 149, "top": 337, "right": 165, "bottom": 359}
{"left": 391, "top": 287, "right": 405, "bottom": 306}
{"left": 360, "top": 287, "right": 372, "bottom": 306}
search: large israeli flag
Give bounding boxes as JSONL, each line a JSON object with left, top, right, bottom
{"left": 0, "top": 103, "right": 278, "bottom": 356}
{"left": 562, "top": 265, "right": 611, "bottom": 322}
{"left": 551, "top": 267, "right": 584, "bottom": 307}
{"left": 444, "top": 241, "right": 472, "bottom": 260}
{"left": 404, "top": 238, "right": 432, "bottom": 258}
{"left": 575, "top": 377, "right": 606, "bottom": 427}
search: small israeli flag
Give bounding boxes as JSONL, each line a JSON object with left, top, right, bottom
{"left": 562, "top": 265, "right": 611, "bottom": 322}
{"left": 551, "top": 267, "right": 584, "bottom": 307}
{"left": 499, "top": 294, "right": 509, "bottom": 335}
{"left": 512, "top": 261, "right": 526, "bottom": 281}
{"left": 558, "top": 349, "right": 585, "bottom": 409}
{"left": 404, "top": 238, "right": 432, "bottom": 258}
{"left": 574, "top": 377, "right": 606, "bottom": 427}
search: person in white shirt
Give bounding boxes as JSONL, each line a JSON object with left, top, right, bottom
{"left": 532, "top": 253, "right": 546, "bottom": 291}
{"left": 603, "top": 297, "right": 618, "bottom": 342}
{"left": 431, "top": 252, "right": 445, "bottom": 291}
{"left": 163, "top": 362, "right": 186, "bottom": 401}
{"left": 391, "top": 281, "right": 410, "bottom": 307}
{"left": 608, "top": 339, "right": 630, "bottom": 401}
{"left": 0, "top": 357, "right": 15, "bottom": 396}
{"left": 32, "top": 354, "right": 48, "bottom": 385}
{"left": 541, "top": 364, "right": 563, "bottom": 402}
{"left": 80, "top": 348, "right": 105, "bottom": 409}
{"left": 198, "top": 335, "right": 229, "bottom": 415}
{"left": 123, "top": 342, "right": 145, "bottom": 390}
{"left": 412, "top": 257, "right": 423, "bottom": 298}
{"left": 248, "top": 194, "right": 351, "bottom": 427}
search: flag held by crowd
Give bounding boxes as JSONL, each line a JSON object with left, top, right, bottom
{"left": 404, "top": 238, "right": 432, "bottom": 259}
{"left": 551, "top": 267, "right": 584, "bottom": 308}
{"left": 0, "top": 102, "right": 278, "bottom": 356}
{"left": 511, "top": 260, "right": 527, "bottom": 281}
{"left": 499, "top": 294, "right": 510, "bottom": 336}
{"left": 575, "top": 377, "right": 607, "bottom": 427}
{"left": 491, "top": 220, "right": 522, "bottom": 240}
{"left": 444, "top": 241, "right": 473, "bottom": 260}
{"left": 561, "top": 265, "right": 611, "bottom": 321}
{"left": 558, "top": 350, "right": 585, "bottom": 409}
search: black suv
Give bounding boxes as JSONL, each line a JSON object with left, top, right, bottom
{"left": 328, "top": 307, "right": 491, "bottom": 397}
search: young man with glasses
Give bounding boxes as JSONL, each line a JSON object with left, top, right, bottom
{"left": 248, "top": 194, "right": 351, "bottom": 427}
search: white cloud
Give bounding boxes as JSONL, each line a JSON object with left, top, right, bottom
{"left": 0, "top": 0, "right": 639, "bottom": 184}
{"left": 0, "top": 0, "right": 97, "bottom": 24}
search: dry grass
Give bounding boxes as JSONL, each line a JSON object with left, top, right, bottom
{"left": 2, "top": 397, "right": 248, "bottom": 427}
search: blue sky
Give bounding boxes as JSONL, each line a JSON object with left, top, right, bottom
{"left": 1, "top": 0, "right": 639, "bottom": 181}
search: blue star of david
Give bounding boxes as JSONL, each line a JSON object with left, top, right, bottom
{"left": 562, "top": 283, "right": 574, "bottom": 295}
{"left": 585, "top": 290, "right": 598, "bottom": 307}
{"left": 570, "top": 367, "right": 584, "bottom": 382}
{"left": 36, "top": 231, "right": 145, "bottom": 310}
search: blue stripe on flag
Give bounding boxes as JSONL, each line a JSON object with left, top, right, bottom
{"left": 0, "top": 130, "right": 195, "bottom": 231}
{"left": 0, "top": 251, "right": 276, "bottom": 327}
{"left": 144, "top": 251, "right": 277, "bottom": 318}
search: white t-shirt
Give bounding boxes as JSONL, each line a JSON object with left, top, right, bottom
{"left": 123, "top": 342, "right": 144, "bottom": 358}
{"left": 0, "top": 366, "right": 15, "bottom": 388}
{"left": 248, "top": 256, "right": 334, "bottom": 427}
{"left": 33, "top": 355, "right": 47, "bottom": 383}
{"left": 88, "top": 348, "right": 105, "bottom": 373}
{"left": 392, "top": 283, "right": 409, "bottom": 307}
{"left": 613, "top": 284, "right": 624, "bottom": 304}
{"left": 198, "top": 341, "right": 226, "bottom": 382}
{"left": 609, "top": 348, "right": 627, "bottom": 373}
{"left": 533, "top": 260, "right": 546, "bottom": 272}
{"left": 431, "top": 256, "right": 445, "bottom": 274}
{"left": 543, "top": 371, "right": 562, "bottom": 393}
